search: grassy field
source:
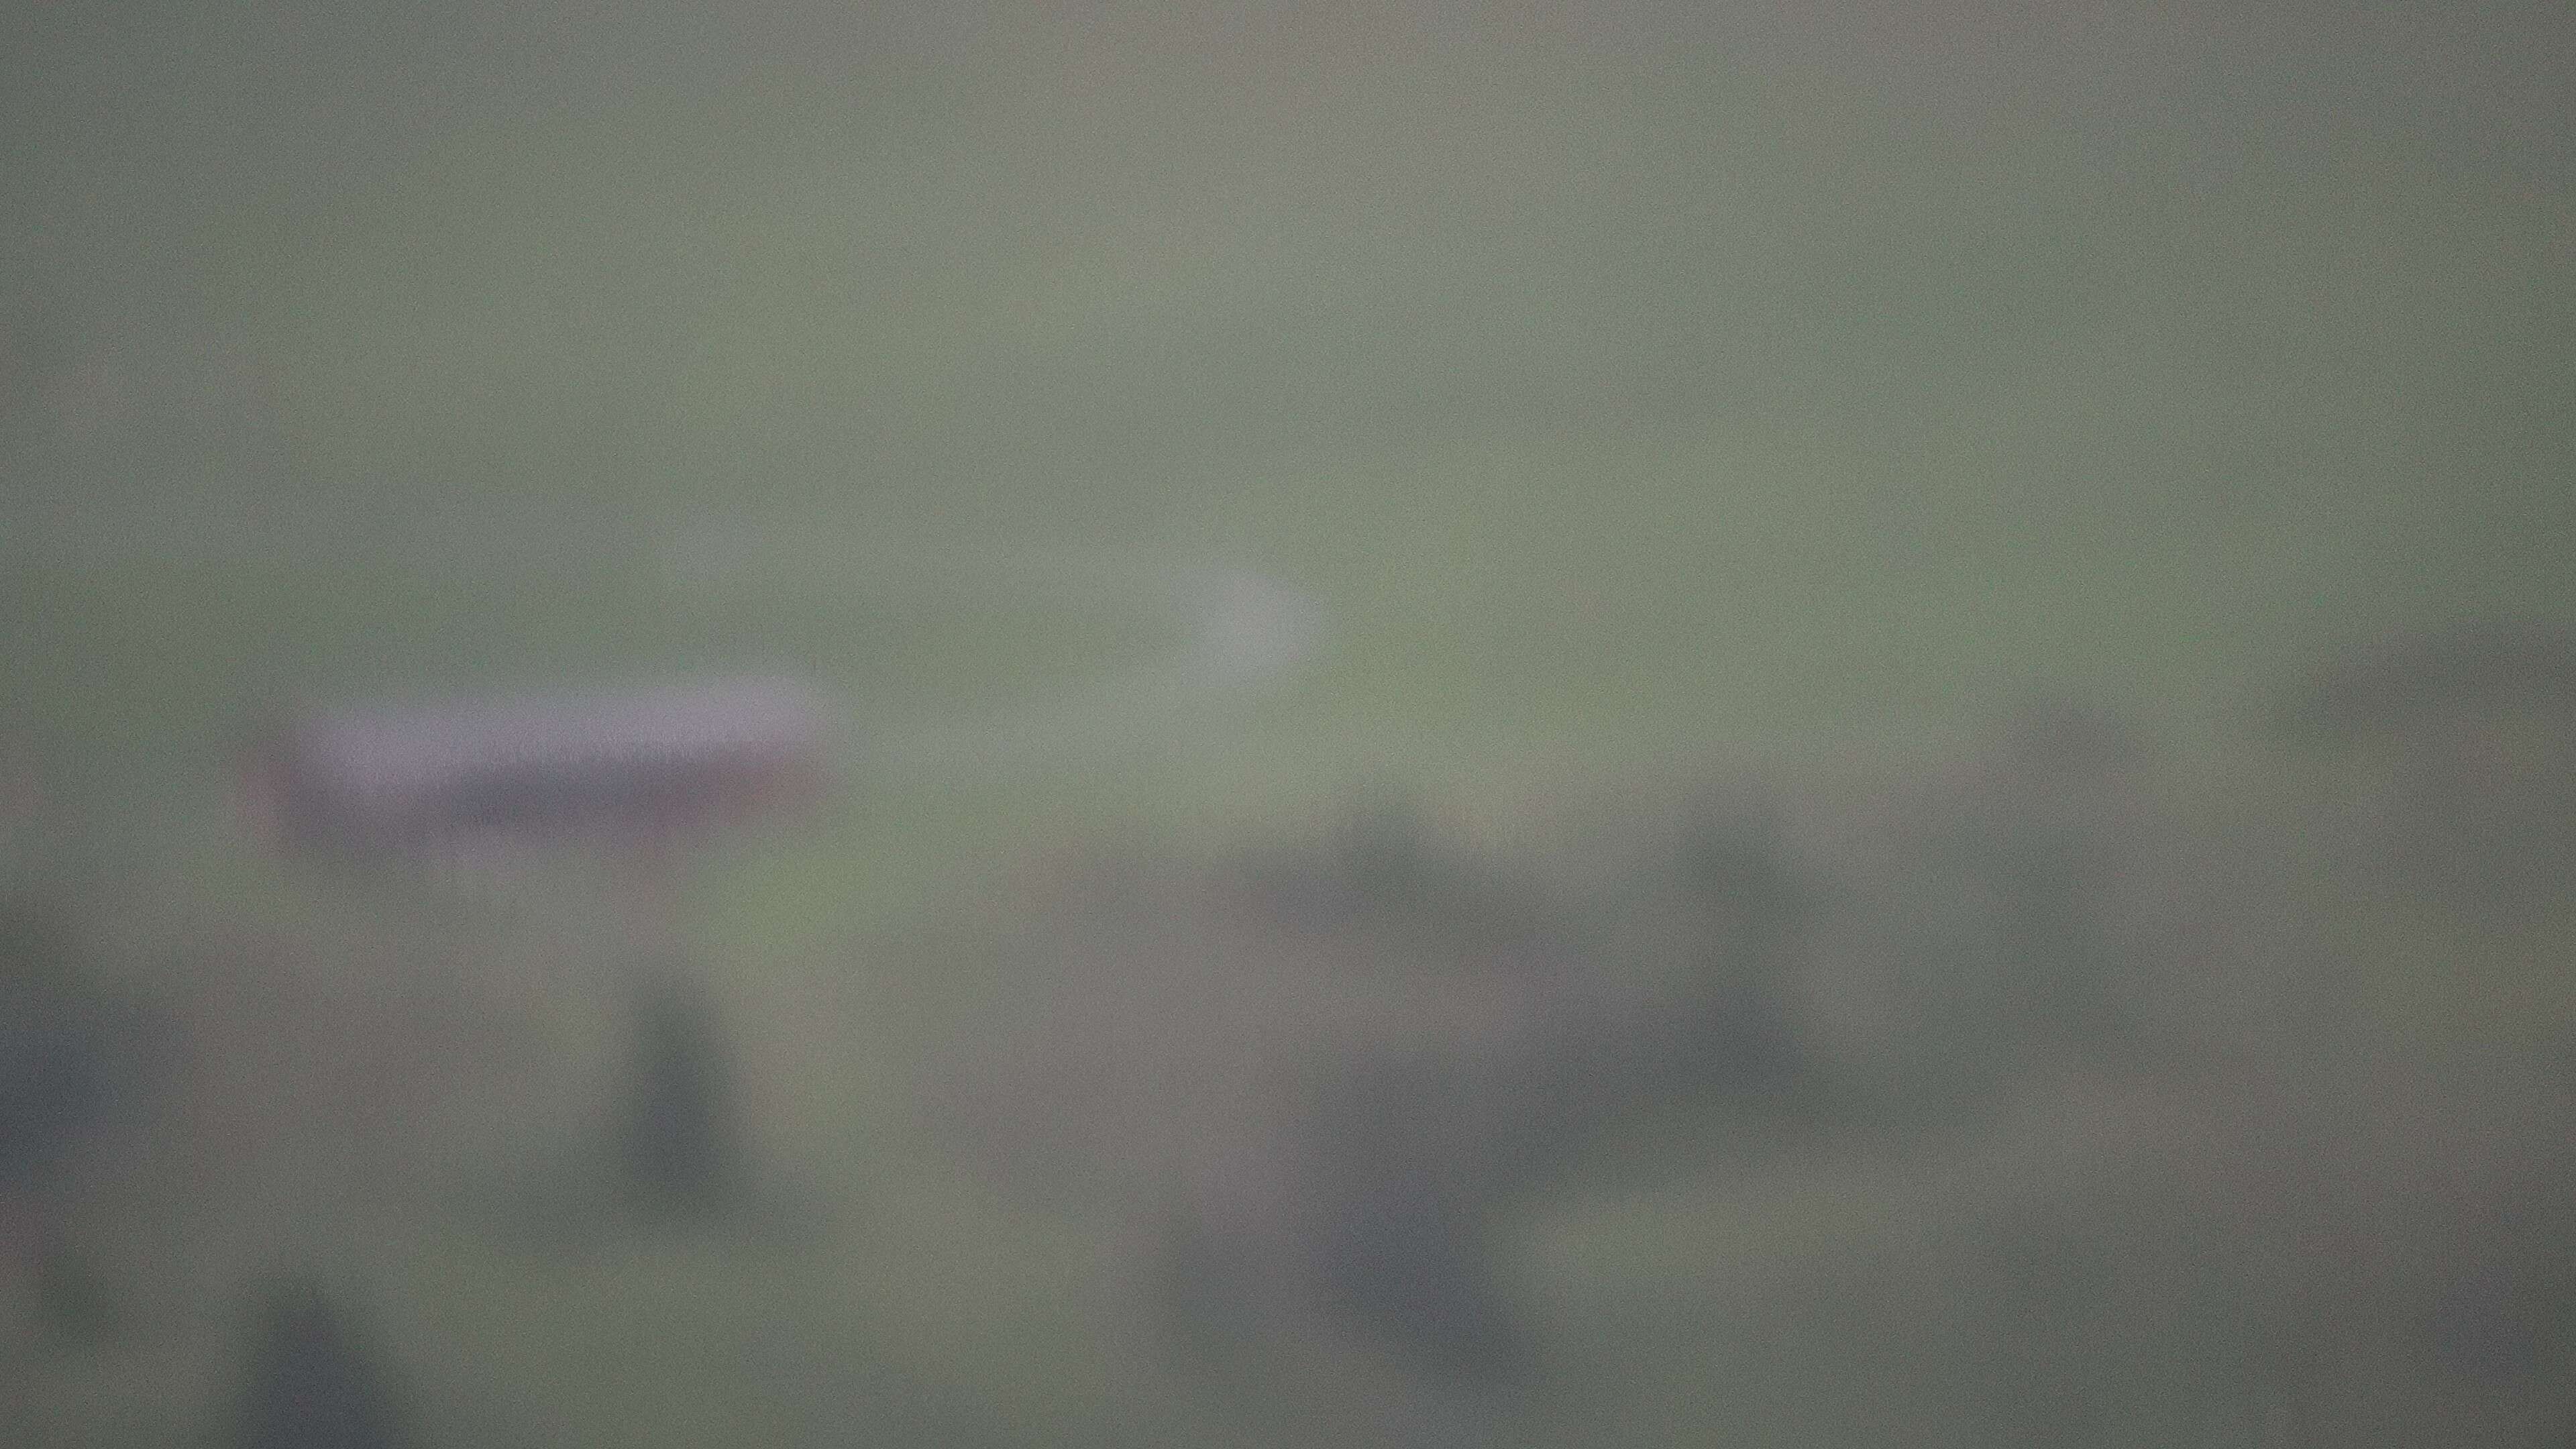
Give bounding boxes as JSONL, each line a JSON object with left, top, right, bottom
{"left": 6, "top": 5, "right": 2575, "bottom": 1446}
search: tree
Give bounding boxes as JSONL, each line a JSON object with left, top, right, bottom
{"left": 1313, "top": 1159, "right": 1534, "bottom": 1388}
{"left": 229, "top": 1277, "right": 413, "bottom": 1449}
{"left": 615, "top": 967, "right": 744, "bottom": 1222}
{"left": 0, "top": 899, "right": 115, "bottom": 1193}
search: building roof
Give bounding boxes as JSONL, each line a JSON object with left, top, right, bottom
{"left": 274, "top": 676, "right": 829, "bottom": 819}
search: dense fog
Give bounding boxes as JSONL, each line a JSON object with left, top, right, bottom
{"left": 4, "top": 3, "right": 2573, "bottom": 1445}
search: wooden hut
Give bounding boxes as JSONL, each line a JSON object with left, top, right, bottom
{"left": 242, "top": 678, "right": 832, "bottom": 861}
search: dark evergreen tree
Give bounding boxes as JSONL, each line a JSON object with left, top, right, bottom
{"left": 1672, "top": 794, "right": 1811, "bottom": 985}
{"left": 1304, "top": 1057, "right": 1538, "bottom": 1387}
{"left": 1662, "top": 799, "right": 1813, "bottom": 1100}
{"left": 229, "top": 1277, "right": 412, "bottom": 1449}
{"left": 1314, "top": 1159, "right": 1533, "bottom": 1388}
{"left": 30, "top": 1235, "right": 118, "bottom": 1344}
{"left": 0, "top": 899, "right": 115, "bottom": 1192}
{"left": 616, "top": 967, "right": 743, "bottom": 1222}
